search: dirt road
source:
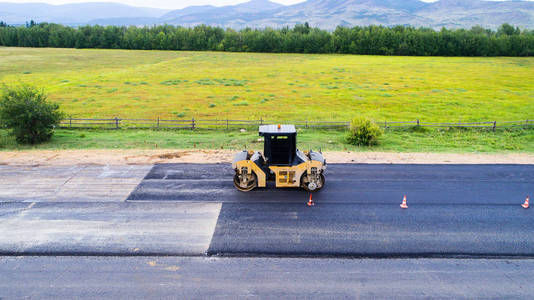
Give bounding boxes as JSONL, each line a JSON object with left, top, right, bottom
{"left": 1, "top": 149, "right": 533, "bottom": 165}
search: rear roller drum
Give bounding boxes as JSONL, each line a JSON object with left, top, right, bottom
{"left": 233, "top": 172, "right": 258, "bottom": 192}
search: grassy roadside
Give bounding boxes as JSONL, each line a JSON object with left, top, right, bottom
{"left": 1, "top": 127, "right": 533, "bottom": 153}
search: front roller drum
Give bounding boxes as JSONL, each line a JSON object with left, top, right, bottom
{"left": 301, "top": 172, "right": 325, "bottom": 192}
{"left": 233, "top": 171, "right": 258, "bottom": 192}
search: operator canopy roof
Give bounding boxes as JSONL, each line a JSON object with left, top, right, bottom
{"left": 259, "top": 125, "right": 296, "bottom": 136}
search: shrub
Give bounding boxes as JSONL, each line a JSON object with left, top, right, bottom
{"left": 408, "top": 125, "right": 428, "bottom": 133}
{"left": 346, "top": 116, "right": 383, "bottom": 146}
{"left": 0, "top": 84, "right": 63, "bottom": 144}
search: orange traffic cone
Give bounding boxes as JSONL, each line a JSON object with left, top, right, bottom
{"left": 307, "top": 194, "right": 315, "bottom": 206}
{"left": 522, "top": 196, "right": 529, "bottom": 209}
{"left": 400, "top": 195, "right": 408, "bottom": 209}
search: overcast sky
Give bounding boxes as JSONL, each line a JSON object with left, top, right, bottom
{"left": 2, "top": 0, "right": 445, "bottom": 9}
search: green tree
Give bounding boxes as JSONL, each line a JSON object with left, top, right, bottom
{"left": 0, "top": 84, "right": 63, "bottom": 144}
{"left": 0, "top": 23, "right": 533, "bottom": 57}
{"left": 498, "top": 23, "right": 520, "bottom": 36}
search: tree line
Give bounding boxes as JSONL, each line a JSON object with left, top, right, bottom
{"left": 0, "top": 21, "right": 533, "bottom": 56}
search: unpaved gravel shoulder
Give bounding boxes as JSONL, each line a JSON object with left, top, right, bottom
{"left": 0, "top": 149, "right": 533, "bottom": 166}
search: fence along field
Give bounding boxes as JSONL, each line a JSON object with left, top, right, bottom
{"left": 61, "top": 117, "right": 534, "bottom": 131}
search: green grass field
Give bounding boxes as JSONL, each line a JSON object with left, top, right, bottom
{"left": 1, "top": 47, "right": 534, "bottom": 153}
{"left": 1, "top": 47, "right": 533, "bottom": 122}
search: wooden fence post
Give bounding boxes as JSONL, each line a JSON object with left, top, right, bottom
{"left": 226, "top": 119, "right": 229, "bottom": 130}
{"left": 115, "top": 117, "right": 119, "bottom": 129}
{"left": 192, "top": 118, "right": 195, "bottom": 130}
{"left": 306, "top": 120, "right": 308, "bottom": 129}
{"left": 384, "top": 121, "right": 387, "bottom": 130}
{"left": 416, "top": 119, "right": 420, "bottom": 127}
{"left": 69, "top": 117, "right": 72, "bottom": 128}
{"left": 260, "top": 117, "right": 263, "bottom": 125}
{"left": 493, "top": 121, "right": 496, "bottom": 132}
{"left": 157, "top": 116, "right": 160, "bottom": 129}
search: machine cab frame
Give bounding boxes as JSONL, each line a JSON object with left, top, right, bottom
{"left": 260, "top": 124, "right": 297, "bottom": 166}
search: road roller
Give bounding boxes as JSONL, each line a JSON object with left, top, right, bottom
{"left": 232, "top": 124, "right": 326, "bottom": 192}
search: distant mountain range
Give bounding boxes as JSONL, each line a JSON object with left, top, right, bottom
{"left": 0, "top": 2, "right": 169, "bottom": 24}
{"left": 2, "top": 0, "right": 534, "bottom": 29}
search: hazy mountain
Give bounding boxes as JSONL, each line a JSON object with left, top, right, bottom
{"left": 241, "top": 0, "right": 534, "bottom": 29}
{"left": 152, "top": 0, "right": 534, "bottom": 29}
{"left": 160, "top": 0, "right": 284, "bottom": 25}
{"left": 416, "top": 0, "right": 534, "bottom": 28}
{"left": 254, "top": 0, "right": 433, "bottom": 29}
{"left": 279, "top": 0, "right": 429, "bottom": 13}
{"left": 87, "top": 17, "right": 161, "bottom": 26}
{"left": 1, "top": 0, "right": 534, "bottom": 29}
{"left": 0, "top": 2, "right": 169, "bottom": 24}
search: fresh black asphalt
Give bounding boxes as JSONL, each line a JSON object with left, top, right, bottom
{"left": 128, "top": 163, "right": 534, "bottom": 257}
{"left": 208, "top": 203, "right": 534, "bottom": 257}
{"left": 128, "top": 163, "right": 534, "bottom": 204}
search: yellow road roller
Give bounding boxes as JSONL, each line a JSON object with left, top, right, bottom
{"left": 232, "top": 124, "right": 326, "bottom": 192}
